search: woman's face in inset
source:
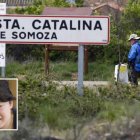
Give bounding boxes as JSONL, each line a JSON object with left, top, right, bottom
{"left": 0, "top": 101, "right": 13, "bottom": 129}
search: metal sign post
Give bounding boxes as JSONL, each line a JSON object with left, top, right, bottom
{"left": 78, "top": 44, "right": 84, "bottom": 96}
{"left": 0, "top": 3, "right": 6, "bottom": 77}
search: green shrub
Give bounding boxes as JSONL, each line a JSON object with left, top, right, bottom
{"left": 98, "top": 82, "right": 140, "bottom": 101}
{"left": 18, "top": 76, "right": 104, "bottom": 125}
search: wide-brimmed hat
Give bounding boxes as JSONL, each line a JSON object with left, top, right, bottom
{"left": 127, "top": 34, "right": 140, "bottom": 41}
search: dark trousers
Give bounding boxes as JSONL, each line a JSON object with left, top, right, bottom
{"left": 129, "top": 68, "right": 140, "bottom": 86}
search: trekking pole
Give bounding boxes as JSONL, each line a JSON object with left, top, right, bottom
{"left": 117, "top": 35, "right": 121, "bottom": 82}
{"left": 121, "top": 51, "right": 128, "bottom": 64}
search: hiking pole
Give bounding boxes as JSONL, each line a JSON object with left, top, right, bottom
{"left": 121, "top": 50, "right": 128, "bottom": 64}
{"left": 117, "top": 35, "right": 121, "bottom": 82}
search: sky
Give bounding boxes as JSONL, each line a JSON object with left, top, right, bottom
{"left": 66, "top": 0, "right": 75, "bottom": 4}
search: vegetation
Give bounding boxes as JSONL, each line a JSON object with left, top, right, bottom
{"left": 0, "top": 60, "right": 140, "bottom": 139}
{"left": 1, "top": 0, "right": 140, "bottom": 139}
{"left": 4, "top": 60, "right": 114, "bottom": 81}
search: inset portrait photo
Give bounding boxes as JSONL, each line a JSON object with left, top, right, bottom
{"left": 0, "top": 78, "right": 18, "bottom": 130}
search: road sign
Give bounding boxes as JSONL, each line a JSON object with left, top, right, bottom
{"left": 0, "top": 15, "right": 110, "bottom": 45}
{"left": 0, "top": 3, "right": 6, "bottom": 14}
{"left": 0, "top": 43, "right": 5, "bottom": 67}
{"left": 0, "top": 3, "right": 6, "bottom": 77}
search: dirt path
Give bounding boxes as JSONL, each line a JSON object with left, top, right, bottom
{"left": 53, "top": 81, "right": 109, "bottom": 88}
{"left": 52, "top": 81, "right": 140, "bottom": 88}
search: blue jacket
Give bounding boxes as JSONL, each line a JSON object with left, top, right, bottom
{"left": 128, "top": 41, "right": 140, "bottom": 71}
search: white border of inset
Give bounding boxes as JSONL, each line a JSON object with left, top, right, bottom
{"left": 0, "top": 78, "right": 18, "bottom": 131}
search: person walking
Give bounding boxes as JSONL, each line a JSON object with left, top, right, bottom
{"left": 128, "top": 34, "right": 140, "bottom": 86}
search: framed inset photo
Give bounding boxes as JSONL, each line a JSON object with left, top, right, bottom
{"left": 0, "top": 78, "right": 18, "bottom": 131}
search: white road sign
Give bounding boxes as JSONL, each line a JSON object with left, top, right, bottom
{"left": 0, "top": 3, "right": 6, "bottom": 68}
{"left": 0, "top": 15, "right": 110, "bottom": 45}
{"left": 0, "top": 3, "right": 6, "bottom": 15}
{"left": 0, "top": 43, "right": 5, "bottom": 67}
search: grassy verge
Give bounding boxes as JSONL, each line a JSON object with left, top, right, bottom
{"left": 2, "top": 60, "right": 114, "bottom": 81}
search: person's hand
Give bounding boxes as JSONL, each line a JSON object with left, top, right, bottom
{"left": 128, "top": 61, "right": 135, "bottom": 69}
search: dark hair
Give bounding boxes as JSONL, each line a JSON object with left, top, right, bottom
{"left": 0, "top": 80, "right": 16, "bottom": 102}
